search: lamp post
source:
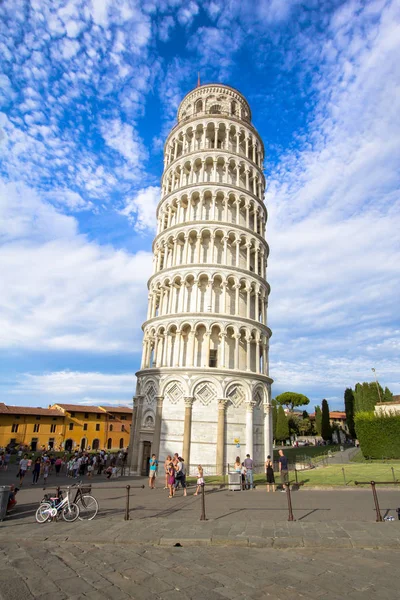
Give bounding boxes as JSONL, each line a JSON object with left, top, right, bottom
{"left": 371, "top": 368, "right": 382, "bottom": 403}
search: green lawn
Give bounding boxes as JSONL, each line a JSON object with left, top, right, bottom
{"left": 272, "top": 445, "right": 341, "bottom": 463}
{"left": 195, "top": 462, "right": 400, "bottom": 488}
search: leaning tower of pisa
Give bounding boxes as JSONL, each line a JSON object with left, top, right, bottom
{"left": 130, "top": 84, "right": 273, "bottom": 475}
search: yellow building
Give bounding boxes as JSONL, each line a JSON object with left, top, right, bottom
{"left": 0, "top": 403, "right": 65, "bottom": 451}
{"left": 0, "top": 402, "right": 132, "bottom": 452}
{"left": 51, "top": 404, "right": 132, "bottom": 452}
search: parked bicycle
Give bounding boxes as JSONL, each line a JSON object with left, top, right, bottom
{"left": 35, "top": 487, "right": 79, "bottom": 523}
{"left": 71, "top": 482, "right": 99, "bottom": 520}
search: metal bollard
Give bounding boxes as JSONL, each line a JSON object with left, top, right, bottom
{"left": 124, "top": 485, "right": 131, "bottom": 521}
{"left": 342, "top": 468, "right": 347, "bottom": 485}
{"left": 285, "top": 483, "right": 295, "bottom": 521}
{"left": 294, "top": 469, "right": 298, "bottom": 485}
{"left": 370, "top": 481, "right": 382, "bottom": 522}
{"left": 200, "top": 483, "right": 207, "bottom": 521}
{"left": 391, "top": 467, "right": 396, "bottom": 482}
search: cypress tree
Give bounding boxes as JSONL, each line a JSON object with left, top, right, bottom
{"left": 314, "top": 405, "right": 322, "bottom": 435}
{"left": 344, "top": 388, "right": 356, "bottom": 438}
{"left": 354, "top": 382, "right": 389, "bottom": 413}
{"left": 272, "top": 404, "right": 278, "bottom": 440}
{"left": 321, "top": 399, "right": 332, "bottom": 441}
{"left": 275, "top": 405, "right": 289, "bottom": 442}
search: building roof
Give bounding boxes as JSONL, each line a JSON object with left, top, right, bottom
{"left": 376, "top": 398, "right": 400, "bottom": 406}
{"left": 52, "top": 404, "right": 106, "bottom": 414}
{"left": 310, "top": 411, "right": 346, "bottom": 419}
{"left": 100, "top": 406, "right": 133, "bottom": 414}
{"left": 0, "top": 403, "right": 64, "bottom": 417}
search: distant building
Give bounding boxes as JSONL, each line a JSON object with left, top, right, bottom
{"left": 0, "top": 403, "right": 65, "bottom": 451}
{"left": 0, "top": 402, "right": 132, "bottom": 452}
{"left": 375, "top": 395, "right": 400, "bottom": 416}
{"left": 309, "top": 410, "right": 349, "bottom": 435}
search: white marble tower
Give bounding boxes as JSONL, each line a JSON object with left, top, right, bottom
{"left": 130, "top": 83, "right": 273, "bottom": 475}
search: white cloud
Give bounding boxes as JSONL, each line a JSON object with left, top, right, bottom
{"left": 265, "top": 0, "right": 400, "bottom": 405}
{"left": 0, "top": 180, "right": 153, "bottom": 352}
{"left": 7, "top": 370, "right": 136, "bottom": 406}
{"left": 101, "top": 118, "right": 147, "bottom": 169}
{"left": 119, "top": 185, "right": 160, "bottom": 232}
{"left": 177, "top": 2, "right": 199, "bottom": 26}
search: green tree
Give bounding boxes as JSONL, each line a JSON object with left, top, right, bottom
{"left": 383, "top": 387, "right": 393, "bottom": 402}
{"left": 272, "top": 404, "right": 278, "bottom": 440}
{"left": 354, "top": 381, "right": 391, "bottom": 413}
{"left": 298, "top": 418, "right": 311, "bottom": 436}
{"left": 275, "top": 391, "right": 310, "bottom": 412}
{"left": 275, "top": 405, "right": 289, "bottom": 442}
{"left": 314, "top": 405, "right": 322, "bottom": 435}
{"left": 344, "top": 388, "right": 356, "bottom": 438}
{"left": 302, "top": 410, "right": 309, "bottom": 420}
{"left": 321, "top": 399, "right": 332, "bottom": 441}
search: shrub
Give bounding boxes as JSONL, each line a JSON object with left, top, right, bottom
{"left": 355, "top": 411, "right": 400, "bottom": 459}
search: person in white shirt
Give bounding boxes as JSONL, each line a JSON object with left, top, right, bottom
{"left": 18, "top": 454, "right": 29, "bottom": 486}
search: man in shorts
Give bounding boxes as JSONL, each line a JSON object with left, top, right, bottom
{"left": 18, "top": 454, "right": 29, "bottom": 486}
{"left": 278, "top": 449, "right": 289, "bottom": 491}
{"left": 149, "top": 454, "right": 158, "bottom": 489}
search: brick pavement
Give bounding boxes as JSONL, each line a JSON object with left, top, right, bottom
{"left": 0, "top": 539, "right": 400, "bottom": 599}
{"left": 2, "top": 469, "right": 400, "bottom": 599}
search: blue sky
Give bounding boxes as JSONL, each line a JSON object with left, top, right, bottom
{"left": 0, "top": 0, "right": 399, "bottom": 410}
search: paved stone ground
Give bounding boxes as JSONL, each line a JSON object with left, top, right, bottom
{"left": 1, "top": 539, "right": 400, "bottom": 600}
{"left": 2, "top": 466, "right": 400, "bottom": 598}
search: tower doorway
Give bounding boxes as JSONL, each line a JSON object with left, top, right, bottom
{"left": 141, "top": 441, "right": 152, "bottom": 476}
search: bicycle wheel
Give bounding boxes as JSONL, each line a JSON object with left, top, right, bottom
{"left": 62, "top": 502, "right": 80, "bottom": 522}
{"left": 35, "top": 502, "right": 51, "bottom": 523}
{"left": 76, "top": 495, "right": 99, "bottom": 520}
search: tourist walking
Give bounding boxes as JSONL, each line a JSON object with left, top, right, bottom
{"left": 18, "top": 454, "right": 29, "bottom": 486}
{"left": 164, "top": 455, "right": 172, "bottom": 489}
{"left": 244, "top": 454, "right": 254, "bottom": 489}
{"left": 234, "top": 456, "right": 241, "bottom": 473}
{"left": 278, "top": 449, "right": 289, "bottom": 491}
{"left": 241, "top": 462, "right": 247, "bottom": 490}
{"left": 55, "top": 457, "right": 62, "bottom": 476}
{"left": 174, "top": 457, "right": 187, "bottom": 496}
{"left": 194, "top": 465, "right": 204, "bottom": 496}
{"left": 167, "top": 462, "right": 175, "bottom": 498}
{"left": 42, "top": 461, "right": 50, "bottom": 488}
{"left": 32, "top": 457, "right": 41, "bottom": 484}
{"left": 265, "top": 455, "right": 276, "bottom": 492}
{"left": 149, "top": 454, "right": 158, "bottom": 489}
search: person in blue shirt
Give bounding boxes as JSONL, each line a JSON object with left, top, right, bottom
{"left": 149, "top": 454, "right": 158, "bottom": 489}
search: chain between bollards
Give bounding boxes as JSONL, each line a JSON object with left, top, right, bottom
{"left": 371, "top": 481, "right": 382, "bottom": 522}
{"left": 285, "top": 483, "right": 295, "bottom": 521}
{"left": 124, "top": 485, "right": 131, "bottom": 521}
{"left": 200, "top": 483, "right": 207, "bottom": 521}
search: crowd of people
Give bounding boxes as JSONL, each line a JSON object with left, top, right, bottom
{"left": 146, "top": 449, "right": 290, "bottom": 495}
{"left": 2, "top": 448, "right": 128, "bottom": 488}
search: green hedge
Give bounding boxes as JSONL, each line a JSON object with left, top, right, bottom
{"left": 355, "top": 411, "right": 400, "bottom": 459}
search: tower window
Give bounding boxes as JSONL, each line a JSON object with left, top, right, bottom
{"left": 209, "top": 349, "right": 218, "bottom": 368}
{"left": 209, "top": 104, "right": 221, "bottom": 114}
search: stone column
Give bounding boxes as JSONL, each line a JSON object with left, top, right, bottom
{"left": 245, "top": 401, "right": 255, "bottom": 457}
{"left": 131, "top": 395, "right": 144, "bottom": 475}
{"left": 182, "top": 397, "right": 194, "bottom": 470}
{"left": 216, "top": 399, "right": 228, "bottom": 475}
{"left": 127, "top": 396, "right": 137, "bottom": 468}
{"left": 152, "top": 395, "right": 164, "bottom": 458}
{"left": 264, "top": 386, "right": 273, "bottom": 460}
{"left": 219, "top": 332, "right": 226, "bottom": 368}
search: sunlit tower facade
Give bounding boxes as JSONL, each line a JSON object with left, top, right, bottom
{"left": 130, "top": 84, "right": 273, "bottom": 475}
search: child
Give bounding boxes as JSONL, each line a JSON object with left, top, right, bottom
{"left": 167, "top": 462, "right": 175, "bottom": 498}
{"left": 42, "top": 462, "right": 49, "bottom": 489}
{"left": 193, "top": 465, "right": 204, "bottom": 496}
{"left": 87, "top": 462, "right": 93, "bottom": 478}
